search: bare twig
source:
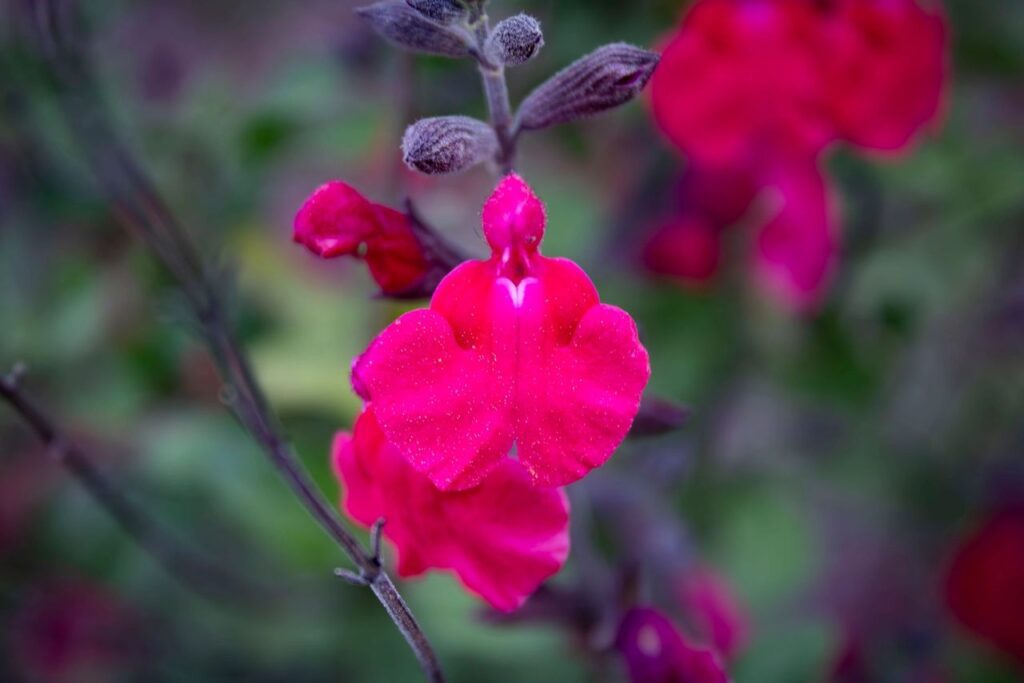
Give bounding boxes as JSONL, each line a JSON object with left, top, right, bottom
{"left": 0, "top": 368, "right": 275, "bottom": 608}
{"left": 14, "top": 1, "right": 444, "bottom": 680}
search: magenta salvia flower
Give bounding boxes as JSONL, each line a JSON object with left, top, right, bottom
{"left": 352, "top": 174, "right": 651, "bottom": 490}
{"left": 333, "top": 408, "right": 570, "bottom": 612}
{"left": 647, "top": 0, "right": 946, "bottom": 312}
{"left": 293, "top": 181, "right": 429, "bottom": 295}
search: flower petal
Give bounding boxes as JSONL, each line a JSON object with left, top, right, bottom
{"left": 293, "top": 181, "right": 379, "bottom": 258}
{"left": 364, "top": 204, "right": 430, "bottom": 294}
{"left": 353, "top": 263, "right": 517, "bottom": 490}
{"left": 823, "top": 0, "right": 947, "bottom": 154}
{"left": 516, "top": 266, "right": 651, "bottom": 486}
{"left": 332, "top": 409, "right": 569, "bottom": 612}
{"left": 753, "top": 157, "right": 838, "bottom": 312}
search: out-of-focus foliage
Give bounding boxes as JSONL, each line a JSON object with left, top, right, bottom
{"left": 1, "top": 0, "right": 1023, "bottom": 681}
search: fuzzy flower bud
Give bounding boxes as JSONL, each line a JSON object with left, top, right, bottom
{"left": 405, "top": 0, "right": 467, "bottom": 25}
{"left": 517, "top": 43, "right": 660, "bottom": 132}
{"left": 485, "top": 14, "right": 544, "bottom": 67}
{"left": 356, "top": 1, "right": 471, "bottom": 58}
{"left": 402, "top": 116, "right": 497, "bottom": 175}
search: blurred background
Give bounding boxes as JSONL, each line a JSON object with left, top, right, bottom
{"left": 1, "top": 0, "right": 1023, "bottom": 681}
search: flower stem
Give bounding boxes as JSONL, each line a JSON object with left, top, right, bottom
{"left": 0, "top": 368, "right": 276, "bottom": 608}
{"left": 472, "top": 12, "right": 516, "bottom": 174}
{"left": 17, "top": 2, "right": 444, "bottom": 681}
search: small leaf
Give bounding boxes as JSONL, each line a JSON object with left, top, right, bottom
{"left": 356, "top": 1, "right": 472, "bottom": 58}
{"left": 516, "top": 43, "right": 660, "bottom": 132}
{"left": 402, "top": 116, "right": 498, "bottom": 175}
{"left": 405, "top": 0, "right": 468, "bottom": 25}
{"left": 485, "top": 14, "right": 544, "bottom": 67}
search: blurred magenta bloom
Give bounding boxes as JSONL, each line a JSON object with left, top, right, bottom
{"left": 820, "top": 0, "right": 948, "bottom": 153}
{"left": 294, "top": 181, "right": 429, "bottom": 295}
{"left": 944, "top": 505, "right": 1024, "bottom": 667}
{"left": 332, "top": 408, "right": 570, "bottom": 612}
{"left": 616, "top": 606, "right": 731, "bottom": 683}
{"left": 648, "top": 0, "right": 946, "bottom": 311}
{"left": 643, "top": 216, "right": 722, "bottom": 286}
{"left": 651, "top": 0, "right": 946, "bottom": 163}
{"left": 677, "top": 567, "right": 750, "bottom": 661}
{"left": 352, "top": 175, "right": 650, "bottom": 490}
{"left": 644, "top": 158, "right": 837, "bottom": 310}
{"left": 651, "top": 0, "right": 832, "bottom": 165}
{"left": 9, "top": 582, "right": 138, "bottom": 683}
{"left": 753, "top": 157, "right": 837, "bottom": 310}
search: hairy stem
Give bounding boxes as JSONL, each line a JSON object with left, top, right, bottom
{"left": 15, "top": 1, "right": 444, "bottom": 680}
{"left": 471, "top": 12, "right": 516, "bottom": 174}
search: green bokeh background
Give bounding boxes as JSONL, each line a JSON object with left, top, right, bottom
{"left": 2, "top": 0, "right": 1023, "bottom": 681}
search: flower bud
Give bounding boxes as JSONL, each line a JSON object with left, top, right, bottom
{"left": 402, "top": 116, "right": 497, "bottom": 175}
{"left": 516, "top": 43, "right": 660, "bottom": 132}
{"left": 485, "top": 14, "right": 543, "bottom": 67}
{"left": 405, "top": 0, "right": 467, "bottom": 25}
{"left": 356, "top": 1, "right": 471, "bottom": 58}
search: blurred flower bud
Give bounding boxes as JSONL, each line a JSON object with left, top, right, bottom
{"left": 616, "top": 607, "right": 730, "bottom": 683}
{"left": 405, "top": 0, "right": 467, "bottom": 25}
{"left": 485, "top": 14, "right": 543, "bottom": 67}
{"left": 402, "top": 115, "right": 498, "bottom": 175}
{"left": 516, "top": 43, "right": 659, "bottom": 132}
{"left": 356, "top": 1, "right": 471, "bottom": 58}
{"left": 629, "top": 395, "right": 690, "bottom": 438}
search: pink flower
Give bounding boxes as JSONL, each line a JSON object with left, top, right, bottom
{"left": 9, "top": 581, "right": 139, "bottom": 683}
{"left": 677, "top": 567, "right": 750, "bottom": 661}
{"left": 332, "top": 408, "right": 570, "bottom": 612}
{"left": 650, "top": 0, "right": 833, "bottom": 166}
{"left": 642, "top": 158, "right": 837, "bottom": 312}
{"left": 294, "top": 181, "right": 429, "bottom": 295}
{"left": 752, "top": 156, "right": 838, "bottom": 311}
{"left": 616, "top": 606, "right": 731, "bottom": 683}
{"left": 647, "top": 0, "right": 946, "bottom": 312}
{"left": 821, "top": 0, "right": 947, "bottom": 154}
{"left": 650, "top": 0, "right": 946, "bottom": 162}
{"left": 643, "top": 217, "right": 721, "bottom": 285}
{"left": 352, "top": 174, "right": 651, "bottom": 490}
{"left": 944, "top": 505, "right": 1024, "bottom": 667}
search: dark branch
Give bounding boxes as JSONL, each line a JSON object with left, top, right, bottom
{"left": 0, "top": 368, "right": 278, "bottom": 609}
{"left": 13, "top": 1, "right": 444, "bottom": 680}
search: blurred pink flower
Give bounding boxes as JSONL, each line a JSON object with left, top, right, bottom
{"left": 647, "top": 0, "right": 946, "bottom": 312}
{"left": 651, "top": 0, "right": 946, "bottom": 162}
{"left": 352, "top": 174, "right": 650, "bottom": 490}
{"left": 643, "top": 217, "right": 722, "bottom": 285}
{"left": 643, "top": 157, "right": 837, "bottom": 311}
{"left": 677, "top": 567, "right": 750, "bottom": 661}
{"left": 651, "top": 0, "right": 832, "bottom": 166}
{"left": 294, "top": 180, "right": 429, "bottom": 295}
{"left": 616, "top": 606, "right": 731, "bottom": 683}
{"left": 752, "top": 156, "right": 838, "bottom": 311}
{"left": 9, "top": 581, "right": 138, "bottom": 683}
{"left": 821, "top": 0, "right": 948, "bottom": 154}
{"left": 332, "top": 408, "right": 570, "bottom": 612}
{"left": 944, "top": 505, "right": 1024, "bottom": 668}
